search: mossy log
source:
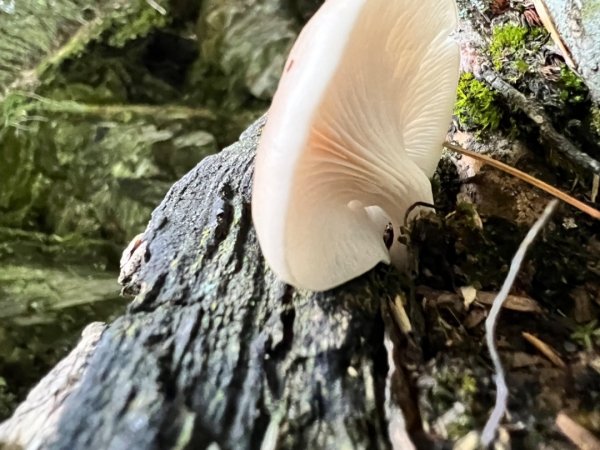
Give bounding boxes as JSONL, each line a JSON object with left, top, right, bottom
{"left": 0, "top": 118, "right": 425, "bottom": 450}
{"left": 479, "top": 69, "right": 600, "bottom": 177}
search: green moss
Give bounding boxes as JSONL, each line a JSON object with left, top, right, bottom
{"left": 558, "top": 65, "right": 588, "bottom": 104}
{"left": 454, "top": 73, "right": 502, "bottom": 133}
{"left": 106, "top": 1, "right": 169, "bottom": 48}
{"left": 1, "top": 92, "right": 32, "bottom": 130}
{"left": 489, "top": 24, "right": 546, "bottom": 74}
{"left": 489, "top": 25, "right": 528, "bottom": 69}
{"left": 514, "top": 59, "right": 529, "bottom": 75}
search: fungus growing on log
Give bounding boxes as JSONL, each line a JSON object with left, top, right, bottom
{"left": 252, "top": 0, "right": 460, "bottom": 291}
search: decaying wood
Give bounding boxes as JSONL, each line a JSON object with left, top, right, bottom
{"left": 0, "top": 322, "right": 106, "bottom": 450}
{"left": 0, "top": 118, "right": 423, "bottom": 450}
{"left": 535, "top": 0, "right": 600, "bottom": 102}
{"left": 480, "top": 69, "right": 600, "bottom": 177}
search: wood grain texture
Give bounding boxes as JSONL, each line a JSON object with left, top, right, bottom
{"left": 0, "top": 322, "right": 106, "bottom": 450}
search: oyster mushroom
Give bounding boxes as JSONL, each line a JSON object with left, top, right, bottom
{"left": 252, "top": 0, "right": 460, "bottom": 291}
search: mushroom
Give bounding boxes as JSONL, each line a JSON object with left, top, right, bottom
{"left": 252, "top": 0, "right": 460, "bottom": 291}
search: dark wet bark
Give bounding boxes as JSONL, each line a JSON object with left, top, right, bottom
{"left": 42, "top": 117, "right": 416, "bottom": 450}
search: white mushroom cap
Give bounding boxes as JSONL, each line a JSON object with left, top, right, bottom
{"left": 252, "top": 0, "right": 460, "bottom": 291}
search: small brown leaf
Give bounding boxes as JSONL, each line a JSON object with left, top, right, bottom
{"left": 477, "top": 292, "right": 542, "bottom": 313}
{"left": 463, "top": 308, "right": 487, "bottom": 329}
{"left": 522, "top": 332, "right": 566, "bottom": 368}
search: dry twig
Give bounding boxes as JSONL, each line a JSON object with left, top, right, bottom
{"left": 522, "top": 331, "right": 566, "bottom": 368}
{"left": 481, "top": 199, "right": 559, "bottom": 446}
{"left": 478, "top": 70, "right": 600, "bottom": 177}
{"left": 444, "top": 142, "right": 600, "bottom": 220}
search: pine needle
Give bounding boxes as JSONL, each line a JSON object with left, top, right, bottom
{"left": 481, "top": 199, "right": 558, "bottom": 446}
{"left": 443, "top": 142, "right": 600, "bottom": 220}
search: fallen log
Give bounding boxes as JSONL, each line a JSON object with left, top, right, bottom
{"left": 0, "top": 117, "right": 422, "bottom": 450}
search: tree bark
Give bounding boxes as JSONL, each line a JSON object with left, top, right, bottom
{"left": 539, "top": 0, "right": 600, "bottom": 101}
{"left": 1, "top": 117, "right": 421, "bottom": 450}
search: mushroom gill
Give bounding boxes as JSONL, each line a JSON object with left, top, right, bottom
{"left": 252, "top": 0, "right": 460, "bottom": 291}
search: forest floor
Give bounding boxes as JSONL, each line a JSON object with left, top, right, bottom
{"left": 399, "top": 0, "right": 600, "bottom": 447}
